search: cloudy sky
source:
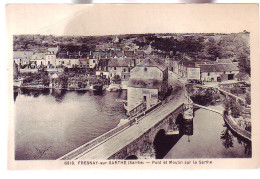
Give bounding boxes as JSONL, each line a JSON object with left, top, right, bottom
{"left": 6, "top": 4, "right": 258, "bottom": 36}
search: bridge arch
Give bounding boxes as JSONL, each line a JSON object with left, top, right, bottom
{"left": 176, "top": 113, "right": 184, "bottom": 134}
{"left": 125, "top": 155, "right": 138, "bottom": 160}
{"left": 153, "top": 129, "right": 167, "bottom": 159}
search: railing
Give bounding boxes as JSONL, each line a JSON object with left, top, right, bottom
{"left": 58, "top": 100, "right": 164, "bottom": 160}
{"left": 128, "top": 102, "right": 146, "bottom": 117}
{"left": 218, "top": 88, "right": 246, "bottom": 103}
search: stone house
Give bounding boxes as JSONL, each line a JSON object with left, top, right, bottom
{"left": 126, "top": 58, "right": 168, "bottom": 113}
{"left": 13, "top": 51, "right": 34, "bottom": 66}
{"left": 197, "top": 63, "right": 239, "bottom": 82}
{"left": 95, "top": 58, "right": 110, "bottom": 79}
{"left": 30, "top": 53, "right": 46, "bottom": 68}
{"left": 45, "top": 47, "right": 59, "bottom": 68}
{"left": 174, "top": 59, "right": 201, "bottom": 80}
{"left": 56, "top": 52, "right": 80, "bottom": 68}
{"left": 107, "top": 58, "right": 135, "bottom": 81}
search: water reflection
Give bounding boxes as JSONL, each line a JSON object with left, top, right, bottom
{"left": 153, "top": 120, "right": 193, "bottom": 159}
{"left": 220, "top": 124, "right": 234, "bottom": 149}
{"left": 221, "top": 124, "right": 252, "bottom": 156}
{"left": 164, "top": 106, "right": 251, "bottom": 159}
{"left": 51, "top": 89, "right": 67, "bottom": 102}
{"left": 19, "top": 88, "right": 50, "bottom": 98}
{"left": 15, "top": 89, "right": 127, "bottom": 160}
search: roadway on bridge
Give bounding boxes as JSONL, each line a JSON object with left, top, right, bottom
{"left": 75, "top": 73, "right": 188, "bottom": 160}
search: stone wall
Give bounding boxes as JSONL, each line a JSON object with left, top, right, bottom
{"left": 108, "top": 104, "right": 184, "bottom": 159}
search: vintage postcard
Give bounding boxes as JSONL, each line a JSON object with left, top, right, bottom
{"left": 6, "top": 4, "right": 260, "bottom": 169}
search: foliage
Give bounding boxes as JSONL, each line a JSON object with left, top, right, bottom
{"left": 57, "top": 74, "right": 68, "bottom": 88}
{"left": 230, "top": 101, "right": 241, "bottom": 118}
{"left": 245, "top": 93, "right": 251, "bottom": 105}
{"left": 112, "top": 75, "right": 121, "bottom": 84}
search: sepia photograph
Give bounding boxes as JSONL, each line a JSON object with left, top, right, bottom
{"left": 6, "top": 4, "right": 260, "bottom": 169}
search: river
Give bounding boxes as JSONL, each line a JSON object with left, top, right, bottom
{"left": 14, "top": 88, "right": 127, "bottom": 160}
{"left": 14, "top": 89, "right": 251, "bottom": 160}
{"left": 164, "top": 105, "right": 251, "bottom": 159}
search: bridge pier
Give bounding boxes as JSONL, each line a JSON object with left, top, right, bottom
{"left": 183, "top": 103, "right": 194, "bottom": 123}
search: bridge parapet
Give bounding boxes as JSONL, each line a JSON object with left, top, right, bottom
{"left": 58, "top": 100, "right": 164, "bottom": 160}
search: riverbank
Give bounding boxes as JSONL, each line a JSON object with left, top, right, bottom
{"left": 14, "top": 85, "right": 110, "bottom": 92}
{"left": 194, "top": 103, "right": 251, "bottom": 142}
{"left": 223, "top": 114, "right": 251, "bottom": 142}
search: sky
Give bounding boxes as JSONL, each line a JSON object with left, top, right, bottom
{"left": 6, "top": 4, "right": 258, "bottom": 36}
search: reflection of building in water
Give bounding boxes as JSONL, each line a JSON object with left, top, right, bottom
{"left": 183, "top": 121, "right": 194, "bottom": 136}
{"left": 51, "top": 89, "right": 67, "bottom": 102}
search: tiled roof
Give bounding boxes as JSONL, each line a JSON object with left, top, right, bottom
{"left": 97, "top": 58, "right": 109, "bottom": 67}
{"left": 137, "top": 58, "right": 167, "bottom": 71}
{"left": 57, "top": 52, "right": 80, "bottom": 59}
{"left": 47, "top": 47, "right": 59, "bottom": 54}
{"left": 199, "top": 63, "right": 239, "bottom": 73}
{"left": 91, "top": 51, "right": 111, "bottom": 58}
{"left": 216, "top": 58, "right": 233, "bottom": 64}
{"left": 111, "top": 51, "right": 124, "bottom": 58}
{"left": 124, "top": 51, "right": 135, "bottom": 58}
{"left": 13, "top": 51, "right": 34, "bottom": 59}
{"left": 179, "top": 59, "right": 196, "bottom": 68}
{"left": 195, "top": 61, "right": 216, "bottom": 65}
{"left": 31, "top": 53, "right": 45, "bottom": 60}
{"left": 108, "top": 59, "right": 130, "bottom": 67}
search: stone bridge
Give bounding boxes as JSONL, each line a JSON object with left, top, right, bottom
{"left": 58, "top": 90, "right": 193, "bottom": 160}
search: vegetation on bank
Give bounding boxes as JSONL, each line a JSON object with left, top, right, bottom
{"left": 186, "top": 84, "right": 222, "bottom": 106}
{"left": 18, "top": 70, "right": 110, "bottom": 90}
{"left": 186, "top": 83, "right": 251, "bottom": 132}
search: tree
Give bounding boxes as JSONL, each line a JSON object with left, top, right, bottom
{"left": 58, "top": 74, "right": 68, "bottom": 88}
{"left": 230, "top": 99, "right": 242, "bottom": 118}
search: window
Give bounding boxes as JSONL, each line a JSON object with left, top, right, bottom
{"left": 114, "top": 67, "right": 116, "bottom": 70}
{"left": 144, "top": 67, "right": 147, "bottom": 72}
{"left": 208, "top": 73, "right": 210, "bottom": 76}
